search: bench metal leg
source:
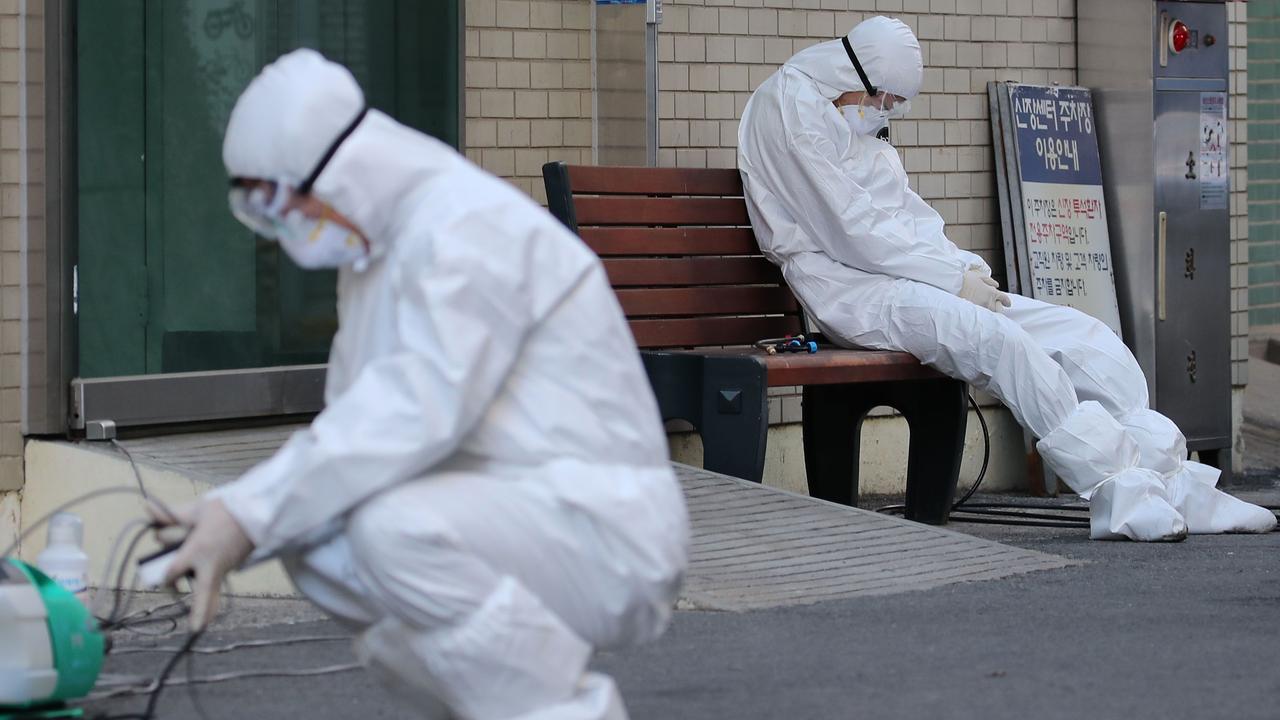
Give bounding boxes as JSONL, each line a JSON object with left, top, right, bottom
{"left": 898, "top": 377, "right": 968, "bottom": 525}
{"left": 803, "top": 379, "right": 967, "bottom": 524}
{"left": 699, "top": 356, "right": 769, "bottom": 483}
{"left": 802, "top": 384, "right": 878, "bottom": 506}
{"left": 640, "top": 351, "right": 769, "bottom": 484}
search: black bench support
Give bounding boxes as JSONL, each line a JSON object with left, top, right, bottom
{"left": 803, "top": 377, "right": 968, "bottom": 524}
{"left": 643, "top": 351, "right": 768, "bottom": 484}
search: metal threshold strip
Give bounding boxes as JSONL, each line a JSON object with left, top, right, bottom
{"left": 70, "top": 366, "right": 327, "bottom": 433}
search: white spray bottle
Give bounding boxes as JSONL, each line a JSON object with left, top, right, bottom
{"left": 35, "top": 512, "right": 90, "bottom": 602}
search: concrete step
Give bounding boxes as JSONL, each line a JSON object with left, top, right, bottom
{"left": 16, "top": 431, "right": 1074, "bottom": 609}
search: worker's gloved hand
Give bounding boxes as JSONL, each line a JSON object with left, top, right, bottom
{"left": 959, "top": 269, "right": 1011, "bottom": 312}
{"left": 146, "top": 498, "right": 254, "bottom": 631}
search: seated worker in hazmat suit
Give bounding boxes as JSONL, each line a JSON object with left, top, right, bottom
{"left": 148, "top": 49, "right": 689, "bottom": 720}
{"left": 737, "top": 16, "right": 1276, "bottom": 541}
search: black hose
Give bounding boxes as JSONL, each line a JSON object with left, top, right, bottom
{"left": 951, "top": 393, "right": 991, "bottom": 510}
{"left": 948, "top": 515, "right": 1089, "bottom": 529}
{"left": 880, "top": 395, "right": 1096, "bottom": 528}
{"left": 951, "top": 507, "right": 1092, "bottom": 523}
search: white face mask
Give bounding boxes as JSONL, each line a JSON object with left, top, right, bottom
{"left": 278, "top": 210, "right": 369, "bottom": 270}
{"left": 839, "top": 92, "right": 911, "bottom": 136}
{"left": 841, "top": 103, "right": 890, "bottom": 137}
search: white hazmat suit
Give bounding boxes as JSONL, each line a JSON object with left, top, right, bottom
{"left": 213, "top": 49, "right": 690, "bottom": 719}
{"left": 738, "top": 17, "right": 1275, "bottom": 541}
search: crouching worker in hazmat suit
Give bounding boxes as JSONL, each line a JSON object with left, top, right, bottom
{"left": 147, "top": 49, "right": 690, "bottom": 719}
{"left": 737, "top": 16, "right": 1276, "bottom": 541}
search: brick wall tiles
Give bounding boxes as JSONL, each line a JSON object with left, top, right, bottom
{"left": 657, "top": 0, "right": 1076, "bottom": 275}
{"left": 0, "top": 6, "right": 23, "bottom": 488}
{"left": 1228, "top": 0, "right": 1249, "bottom": 382}
{"left": 466, "top": 0, "right": 594, "bottom": 203}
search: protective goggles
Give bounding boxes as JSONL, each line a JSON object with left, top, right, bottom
{"left": 840, "top": 36, "right": 911, "bottom": 119}
{"left": 227, "top": 105, "right": 368, "bottom": 237}
{"left": 227, "top": 180, "right": 293, "bottom": 239}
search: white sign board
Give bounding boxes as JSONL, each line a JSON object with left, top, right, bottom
{"left": 1005, "top": 84, "right": 1123, "bottom": 336}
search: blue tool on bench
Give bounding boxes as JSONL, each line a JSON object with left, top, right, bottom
{"left": 753, "top": 335, "right": 819, "bottom": 355}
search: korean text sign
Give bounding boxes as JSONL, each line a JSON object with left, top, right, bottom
{"left": 1011, "top": 84, "right": 1123, "bottom": 335}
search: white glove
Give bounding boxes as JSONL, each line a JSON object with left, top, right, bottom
{"left": 958, "top": 269, "right": 1011, "bottom": 312}
{"left": 147, "top": 498, "right": 254, "bottom": 630}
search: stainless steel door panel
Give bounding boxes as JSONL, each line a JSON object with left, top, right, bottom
{"left": 1153, "top": 89, "right": 1231, "bottom": 445}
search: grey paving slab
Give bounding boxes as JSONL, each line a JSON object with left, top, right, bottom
{"left": 675, "top": 464, "right": 1074, "bottom": 611}
{"left": 116, "top": 431, "right": 1075, "bottom": 611}
{"left": 117, "top": 425, "right": 306, "bottom": 485}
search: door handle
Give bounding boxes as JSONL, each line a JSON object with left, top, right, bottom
{"left": 1159, "top": 12, "right": 1170, "bottom": 68}
{"left": 1158, "top": 211, "right": 1167, "bottom": 321}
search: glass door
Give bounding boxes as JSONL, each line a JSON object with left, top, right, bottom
{"left": 76, "top": 0, "right": 459, "bottom": 377}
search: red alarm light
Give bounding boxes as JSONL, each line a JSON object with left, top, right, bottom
{"left": 1170, "top": 20, "right": 1190, "bottom": 54}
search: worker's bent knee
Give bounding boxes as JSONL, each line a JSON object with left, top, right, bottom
{"left": 348, "top": 491, "right": 463, "bottom": 562}
{"left": 344, "top": 490, "right": 481, "bottom": 623}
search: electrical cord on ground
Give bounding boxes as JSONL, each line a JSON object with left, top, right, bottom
{"left": 942, "top": 515, "right": 1090, "bottom": 529}
{"left": 90, "top": 630, "right": 205, "bottom": 720}
{"left": 184, "top": 643, "right": 213, "bottom": 720}
{"left": 4, "top": 445, "right": 364, "bottom": 715}
{"left": 99, "top": 524, "right": 153, "bottom": 630}
{"left": 110, "top": 439, "right": 151, "bottom": 501}
{"left": 876, "top": 393, "right": 989, "bottom": 516}
{"left": 876, "top": 394, "right": 1093, "bottom": 528}
{"left": 85, "top": 662, "right": 362, "bottom": 702}
{"left": 93, "top": 518, "right": 151, "bottom": 620}
{"left": 105, "top": 597, "right": 192, "bottom": 633}
{"left": 957, "top": 501, "right": 1087, "bottom": 511}
{"left": 109, "top": 635, "right": 350, "bottom": 655}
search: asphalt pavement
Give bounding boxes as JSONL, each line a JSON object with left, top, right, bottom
{"left": 81, "top": 476, "right": 1279, "bottom": 720}
{"left": 83, "top": 352, "right": 1280, "bottom": 720}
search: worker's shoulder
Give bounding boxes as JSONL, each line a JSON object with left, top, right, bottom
{"left": 747, "top": 68, "right": 831, "bottom": 134}
{"left": 399, "top": 177, "right": 597, "bottom": 271}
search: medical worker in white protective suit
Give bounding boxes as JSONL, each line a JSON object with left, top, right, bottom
{"left": 738, "top": 16, "right": 1276, "bottom": 541}
{"left": 149, "top": 49, "right": 690, "bottom": 720}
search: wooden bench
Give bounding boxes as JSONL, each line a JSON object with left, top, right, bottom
{"left": 542, "top": 162, "right": 969, "bottom": 525}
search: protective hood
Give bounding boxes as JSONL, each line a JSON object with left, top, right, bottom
{"left": 223, "top": 48, "right": 461, "bottom": 252}
{"left": 784, "top": 16, "right": 923, "bottom": 101}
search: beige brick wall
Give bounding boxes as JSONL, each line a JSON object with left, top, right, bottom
{"left": 657, "top": 0, "right": 1077, "bottom": 278}
{"left": 653, "top": 1, "right": 1251, "bottom": 416}
{"left": 1229, "top": 0, "right": 1249, "bottom": 385}
{"left": 464, "top": 0, "right": 594, "bottom": 204}
{"left": 0, "top": 0, "right": 24, "bottom": 490}
{"left": 656, "top": 0, "right": 1076, "bottom": 423}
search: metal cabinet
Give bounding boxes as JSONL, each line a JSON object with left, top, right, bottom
{"left": 1080, "top": 0, "right": 1232, "bottom": 468}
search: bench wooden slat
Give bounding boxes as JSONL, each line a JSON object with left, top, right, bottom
{"left": 676, "top": 348, "right": 946, "bottom": 386}
{"left": 603, "top": 257, "right": 783, "bottom": 287}
{"left": 573, "top": 197, "right": 752, "bottom": 226}
{"left": 567, "top": 166, "right": 743, "bottom": 196}
{"left": 629, "top": 316, "right": 803, "bottom": 348}
{"left": 763, "top": 353, "right": 944, "bottom": 385}
{"left": 579, "top": 227, "right": 761, "bottom": 256}
{"left": 616, "top": 287, "right": 799, "bottom": 318}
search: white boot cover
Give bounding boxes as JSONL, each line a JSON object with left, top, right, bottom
{"left": 1036, "top": 401, "right": 1187, "bottom": 541}
{"left": 1121, "top": 409, "right": 1277, "bottom": 534}
{"left": 355, "top": 626, "right": 455, "bottom": 719}
{"left": 1088, "top": 469, "right": 1189, "bottom": 542}
{"left": 358, "top": 577, "right": 596, "bottom": 720}
{"left": 509, "top": 673, "right": 630, "bottom": 720}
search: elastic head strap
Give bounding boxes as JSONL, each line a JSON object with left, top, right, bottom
{"left": 297, "top": 105, "right": 369, "bottom": 194}
{"left": 840, "top": 36, "right": 878, "bottom": 97}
